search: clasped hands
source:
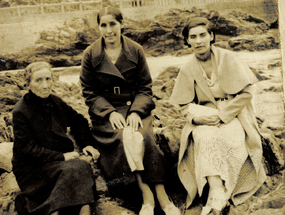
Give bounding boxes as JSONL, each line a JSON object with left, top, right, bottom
{"left": 109, "top": 111, "right": 143, "bottom": 131}
{"left": 63, "top": 146, "right": 100, "bottom": 161}
{"left": 190, "top": 114, "right": 221, "bottom": 127}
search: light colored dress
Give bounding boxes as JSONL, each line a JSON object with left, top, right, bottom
{"left": 169, "top": 46, "right": 266, "bottom": 208}
{"left": 192, "top": 62, "right": 248, "bottom": 198}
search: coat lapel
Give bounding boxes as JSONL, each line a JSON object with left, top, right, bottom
{"left": 91, "top": 36, "right": 138, "bottom": 80}
{"left": 115, "top": 36, "right": 137, "bottom": 74}
{"left": 190, "top": 55, "right": 216, "bottom": 105}
{"left": 100, "top": 54, "right": 126, "bottom": 80}
{"left": 90, "top": 37, "right": 126, "bottom": 80}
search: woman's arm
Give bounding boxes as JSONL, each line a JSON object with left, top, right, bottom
{"left": 13, "top": 111, "right": 65, "bottom": 163}
{"left": 218, "top": 85, "right": 253, "bottom": 124}
{"left": 183, "top": 103, "right": 220, "bottom": 126}
{"left": 80, "top": 50, "right": 116, "bottom": 119}
{"left": 129, "top": 47, "right": 155, "bottom": 117}
{"left": 60, "top": 99, "right": 94, "bottom": 150}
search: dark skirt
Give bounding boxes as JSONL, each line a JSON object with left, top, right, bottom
{"left": 91, "top": 113, "right": 165, "bottom": 193}
{"left": 13, "top": 159, "right": 97, "bottom": 215}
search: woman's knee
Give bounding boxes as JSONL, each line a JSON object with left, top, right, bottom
{"left": 61, "top": 159, "right": 92, "bottom": 175}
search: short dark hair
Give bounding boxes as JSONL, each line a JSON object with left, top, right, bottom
{"left": 97, "top": 6, "right": 123, "bottom": 25}
{"left": 182, "top": 17, "right": 215, "bottom": 48}
{"left": 24, "top": 62, "right": 52, "bottom": 86}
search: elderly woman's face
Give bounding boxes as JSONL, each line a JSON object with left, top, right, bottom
{"left": 29, "top": 68, "right": 52, "bottom": 98}
{"left": 187, "top": 25, "right": 213, "bottom": 55}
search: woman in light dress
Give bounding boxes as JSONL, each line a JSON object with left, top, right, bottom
{"left": 170, "top": 17, "right": 266, "bottom": 215}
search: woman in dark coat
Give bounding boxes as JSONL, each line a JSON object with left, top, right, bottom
{"left": 80, "top": 6, "right": 180, "bottom": 215}
{"left": 12, "top": 62, "right": 100, "bottom": 215}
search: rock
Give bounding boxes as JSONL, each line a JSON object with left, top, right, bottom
{"left": 228, "top": 33, "right": 279, "bottom": 51}
{"left": 270, "top": 19, "right": 278, "bottom": 29}
{"left": 0, "top": 172, "right": 20, "bottom": 197}
{"left": 60, "top": 30, "right": 71, "bottom": 38}
{"left": 263, "top": 83, "right": 283, "bottom": 92}
{"left": 260, "top": 127, "right": 285, "bottom": 175}
{"left": 268, "top": 60, "right": 282, "bottom": 69}
{"left": 153, "top": 66, "right": 180, "bottom": 100}
{"left": 1, "top": 7, "right": 279, "bottom": 70}
{"left": 0, "top": 142, "right": 13, "bottom": 172}
{"left": 0, "top": 172, "right": 19, "bottom": 215}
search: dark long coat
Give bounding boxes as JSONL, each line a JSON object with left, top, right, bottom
{"left": 12, "top": 91, "right": 97, "bottom": 215}
{"left": 80, "top": 36, "right": 165, "bottom": 193}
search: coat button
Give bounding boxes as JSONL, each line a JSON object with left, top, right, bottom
{"left": 126, "top": 101, "right": 131, "bottom": 106}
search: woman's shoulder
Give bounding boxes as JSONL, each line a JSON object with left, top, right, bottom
{"left": 212, "top": 45, "right": 236, "bottom": 58}
{"left": 12, "top": 95, "right": 27, "bottom": 114}
{"left": 50, "top": 94, "right": 71, "bottom": 110}
{"left": 50, "top": 94, "right": 64, "bottom": 103}
{"left": 83, "top": 38, "right": 102, "bottom": 55}
{"left": 179, "top": 53, "right": 196, "bottom": 74}
{"left": 123, "top": 36, "right": 143, "bottom": 50}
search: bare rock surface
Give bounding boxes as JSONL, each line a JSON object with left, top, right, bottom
{"left": 0, "top": 142, "right": 13, "bottom": 172}
{"left": 0, "top": 8, "right": 280, "bottom": 71}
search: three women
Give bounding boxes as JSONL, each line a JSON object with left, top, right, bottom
{"left": 12, "top": 9, "right": 266, "bottom": 215}
{"left": 170, "top": 17, "right": 266, "bottom": 214}
{"left": 12, "top": 62, "right": 100, "bottom": 215}
{"left": 80, "top": 6, "right": 181, "bottom": 215}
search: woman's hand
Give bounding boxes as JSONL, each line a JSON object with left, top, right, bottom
{"left": 82, "top": 146, "right": 100, "bottom": 161}
{"left": 109, "top": 111, "right": 127, "bottom": 130}
{"left": 192, "top": 115, "right": 221, "bottom": 126}
{"left": 63, "top": 151, "right": 80, "bottom": 161}
{"left": 126, "top": 112, "right": 143, "bottom": 131}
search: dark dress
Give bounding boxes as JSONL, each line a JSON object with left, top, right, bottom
{"left": 12, "top": 91, "right": 97, "bottom": 215}
{"left": 80, "top": 36, "right": 165, "bottom": 193}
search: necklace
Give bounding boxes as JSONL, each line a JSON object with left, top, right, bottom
{"left": 196, "top": 57, "right": 217, "bottom": 87}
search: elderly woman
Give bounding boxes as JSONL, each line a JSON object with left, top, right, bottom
{"left": 169, "top": 17, "right": 266, "bottom": 214}
{"left": 12, "top": 62, "right": 100, "bottom": 215}
{"left": 80, "top": 6, "right": 180, "bottom": 215}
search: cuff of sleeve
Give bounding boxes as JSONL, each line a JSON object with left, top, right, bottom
{"left": 89, "top": 98, "right": 116, "bottom": 119}
{"left": 218, "top": 110, "right": 233, "bottom": 124}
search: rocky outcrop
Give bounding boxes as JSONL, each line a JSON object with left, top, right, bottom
{"left": 228, "top": 30, "right": 279, "bottom": 51}
{"left": 0, "top": 8, "right": 280, "bottom": 70}
{"left": 0, "top": 142, "right": 13, "bottom": 172}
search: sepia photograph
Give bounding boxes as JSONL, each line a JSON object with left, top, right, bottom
{"left": 0, "top": 0, "right": 284, "bottom": 214}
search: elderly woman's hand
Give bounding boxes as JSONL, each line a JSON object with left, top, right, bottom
{"left": 193, "top": 115, "right": 221, "bottom": 126}
{"left": 126, "top": 112, "right": 143, "bottom": 131}
{"left": 64, "top": 151, "right": 80, "bottom": 161}
{"left": 109, "top": 111, "right": 127, "bottom": 130}
{"left": 83, "top": 146, "right": 100, "bottom": 161}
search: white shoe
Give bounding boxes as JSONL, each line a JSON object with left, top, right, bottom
{"left": 139, "top": 203, "right": 154, "bottom": 215}
{"left": 162, "top": 202, "right": 181, "bottom": 215}
{"left": 201, "top": 188, "right": 228, "bottom": 215}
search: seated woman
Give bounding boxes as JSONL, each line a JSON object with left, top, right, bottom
{"left": 12, "top": 62, "right": 100, "bottom": 215}
{"left": 80, "top": 6, "right": 180, "bottom": 215}
{"left": 169, "top": 17, "right": 266, "bottom": 214}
